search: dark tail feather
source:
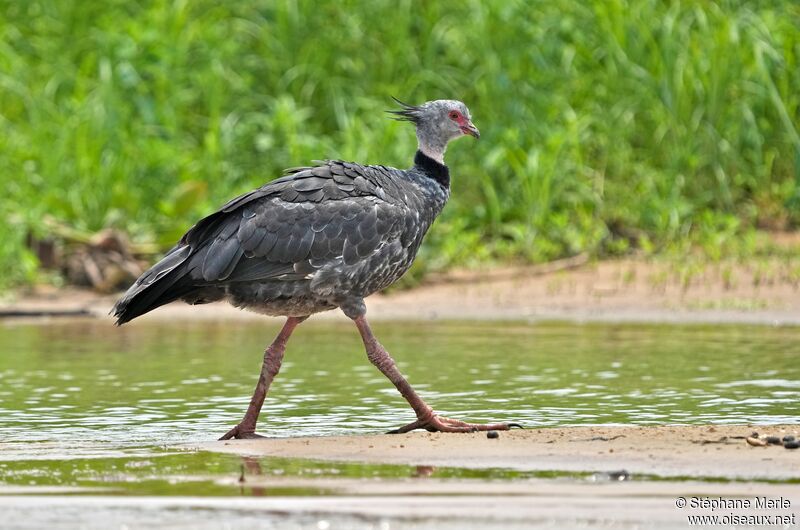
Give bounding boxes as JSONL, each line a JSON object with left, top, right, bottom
{"left": 112, "top": 246, "right": 194, "bottom": 325}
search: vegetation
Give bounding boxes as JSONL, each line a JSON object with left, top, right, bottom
{"left": 1, "top": 0, "right": 799, "bottom": 289}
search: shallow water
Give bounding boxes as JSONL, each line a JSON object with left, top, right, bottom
{"left": 0, "top": 318, "right": 798, "bottom": 494}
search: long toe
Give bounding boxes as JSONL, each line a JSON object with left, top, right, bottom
{"left": 236, "top": 432, "right": 266, "bottom": 439}
{"left": 439, "top": 417, "right": 521, "bottom": 431}
{"left": 389, "top": 415, "right": 521, "bottom": 434}
{"left": 386, "top": 419, "right": 425, "bottom": 434}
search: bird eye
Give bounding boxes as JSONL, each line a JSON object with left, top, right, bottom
{"left": 448, "top": 111, "right": 459, "bottom": 120}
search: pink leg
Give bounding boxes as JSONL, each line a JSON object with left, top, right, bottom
{"left": 219, "top": 316, "right": 304, "bottom": 440}
{"left": 353, "top": 315, "right": 520, "bottom": 434}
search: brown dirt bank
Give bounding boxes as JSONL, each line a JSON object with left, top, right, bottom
{"left": 4, "top": 257, "right": 800, "bottom": 325}
{"left": 186, "top": 424, "right": 800, "bottom": 481}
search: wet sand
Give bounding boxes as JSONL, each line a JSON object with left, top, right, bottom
{"left": 176, "top": 425, "right": 800, "bottom": 528}
{"left": 2, "top": 484, "right": 799, "bottom": 530}
{"left": 189, "top": 425, "right": 800, "bottom": 480}
{"left": 4, "top": 425, "right": 799, "bottom": 529}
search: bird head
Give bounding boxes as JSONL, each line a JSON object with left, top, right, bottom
{"left": 389, "top": 98, "right": 479, "bottom": 164}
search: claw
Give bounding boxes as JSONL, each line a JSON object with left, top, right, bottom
{"left": 509, "top": 423, "right": 524, "bottom": 429}
{"left": 219, "top": 427, "right": 237, "bottom": 441}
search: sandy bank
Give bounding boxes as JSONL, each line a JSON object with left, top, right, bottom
{"left": 4, "top": 258, "right": 800, "bottom": 325}
{"left": 186, "top": 424, "right": 800, "bottom": 481}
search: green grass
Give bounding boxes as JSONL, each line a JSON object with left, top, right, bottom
{"left": 1, "top": 0, "right": 798, "bottom": 288}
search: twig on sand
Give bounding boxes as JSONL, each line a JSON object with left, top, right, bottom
{"left": 691, "top": 436, "right": 740, "bottom": 445}
{"left": 0, "top": 309, "right": 94, "bottom": 319}
{"left": 573, "top": 435, "right": 626, "bottom": 442}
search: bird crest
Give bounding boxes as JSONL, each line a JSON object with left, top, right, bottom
{"left": 387, "top": 97, "right": 425, "bottom": 124}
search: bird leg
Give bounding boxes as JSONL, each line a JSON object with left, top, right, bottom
{"left": 353, "top": 315, "right": 519, "bottom": 434}
{"left": 219, "top": 316, "right": 305, "bottom": 440}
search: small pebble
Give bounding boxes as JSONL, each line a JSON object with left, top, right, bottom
{"left": 487, "top": 430, "right": 499, "bottom": 439}
{"left": 785, "top": 441, "right": 799, "bottom": 450}
{"left": 783, "top": 435, "right": 796, "bottom": 443}
{"left": 607, "top": 470, "right": 630, "bottom": 481}
{"left": 590, "top": 469, "right": 630, "bottom": 482}
{"left": 765, "top": 436, "right": 782, "bottom": 445}
{"left": 746, "top": 436, "right": 767, "bottom": 447}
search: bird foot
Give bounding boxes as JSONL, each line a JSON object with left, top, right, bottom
{"left": 219, "top": 424, "right": 266, "bottom": 440}
{"left": 387, "top": 414, "right": 522, "bottom": 434}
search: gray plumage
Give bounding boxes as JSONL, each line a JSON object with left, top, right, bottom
{"left": 111, "top": 99, "right": 510, "bottom": 437}
{"left": 113, "top": 99, "right": 479, "bottom": 324}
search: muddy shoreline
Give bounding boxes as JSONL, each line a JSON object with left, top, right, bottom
{"left": 4, "top": 258, "right": 800, "bottom": 325}
{"left": 6, "top": 425, "right": 797, "bottom": 529}
{"left": 188, "top": 425, "right": 800, "bottom": 481}
{"left": 3, "top": 260, "right": 799, "bottom": 529}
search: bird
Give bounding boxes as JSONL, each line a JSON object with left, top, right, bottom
{"left": 112, "top": 98, "right": 519, "bottom": 439}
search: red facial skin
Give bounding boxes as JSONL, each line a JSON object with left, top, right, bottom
{"left": 448, "top": 110, "right": 480, "bottom": 138}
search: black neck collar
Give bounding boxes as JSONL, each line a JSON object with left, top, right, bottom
{"left": 414, "top": 150, "right": 450, "bottom": 189}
